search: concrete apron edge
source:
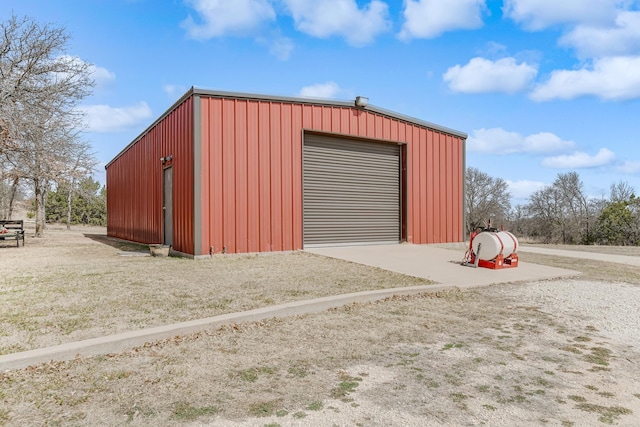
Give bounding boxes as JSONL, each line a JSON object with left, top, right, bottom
{"left": 0, "top": 284, "right": 457, "bottom": 372}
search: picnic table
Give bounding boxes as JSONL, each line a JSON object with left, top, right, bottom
{"left": 0, "top": 219, "right": 25, "bottom": 247}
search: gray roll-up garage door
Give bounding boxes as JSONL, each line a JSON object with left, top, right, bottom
{"left": 303, "top": 134, "right": 401, "bottom": 246}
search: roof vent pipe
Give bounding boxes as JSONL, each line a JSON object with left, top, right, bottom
{"left": 355, "top": 96, "right": 369, "bottom": 108}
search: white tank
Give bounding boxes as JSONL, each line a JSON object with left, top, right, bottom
{"left": 472, "top": 231, "right": 519, "bottom": 261}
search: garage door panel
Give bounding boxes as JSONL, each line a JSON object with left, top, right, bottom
{"left": 303, "top": 134, "right": 401, "bottom": 246}
{"left": 305, "top": 194, "right": 399, "bottom": 202}
{"left": 306, "top": 161, "right": 398, "bottom": 172}
{"left": 304, "top": 205, "right": 398, "bottom": 210}
{"left": 305, "top": 175, "right": 397, "bottom": 184}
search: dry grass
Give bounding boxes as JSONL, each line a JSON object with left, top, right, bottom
{"left": 1, "top": 226, "right": 639, "bottom": 426}
{"left": 0, "top": 226, "right": 431, "bottom": 354}
{"left": 523, "top": 243, "right": 640, "bottom": 257}
{"left": 2, "top": 287, "right": 639, "bottom": 426}
{"left": 518, "top": 251, "right": 640, "bottom": 284}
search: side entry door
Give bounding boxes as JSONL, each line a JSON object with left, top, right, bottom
{"left": 163, "top": 166, "right": 173, "bottom": 247}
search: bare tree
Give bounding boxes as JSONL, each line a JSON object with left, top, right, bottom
{"left": 526, "top": 186, "right": 562, "bottom": 242}
{"left": 1, "top": 15, "right": 91, "bottom": 151}
{"left": 62, "top": 142, "right": 98, "bottom": 230}
{"left": 507, "top": 204, "right": 530, "bottom": 238}
{"left": 465, "top": 167, "right": 512, "bottom": 235}
{"left": 553, "top": 172, "right": 593, "bottom": 243}
{"left": 524, "top": 172, "right": 597, "bottom": 244}
{"left": 1, "top": 14, "right": 94, "bottom": 235}
{"left": 609, "top": 181, "right": 636, "bottom": 203}
{"left": 0, "top": 171, "right": 24, "bottom": 219}
{"left": 5, "top": 104, "right": 95, "bottom": 235}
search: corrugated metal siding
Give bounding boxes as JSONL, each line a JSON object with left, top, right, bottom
{"left": 303, "top": 134, "right": 400, "bottom": 245}
{"left": 106, "top": 97, "right": 194, "bottom": 254}
{"left": 197, "top": 98, "right": 464, "bottom": 255}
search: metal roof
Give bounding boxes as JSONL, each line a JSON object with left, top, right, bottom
{"left": 193, "top": 87, "right": 467, "bottom": 138}
{"left": 106, "top": 86, "right": 467, "bottom": 168}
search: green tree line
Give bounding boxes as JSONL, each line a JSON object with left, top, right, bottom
{"left": 42, "top": 177, "right": 106, "bottom": 227}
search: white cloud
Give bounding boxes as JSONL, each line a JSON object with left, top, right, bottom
{"left": 531, "top": 56, "right": 640, "bottom": 101}
{"left": 617, "top": 160, "right": 640, "bottom": 174}
{"left": 468, "top": 128, "right": 575, "bottom": 154}
{"left": 542, "top": 148, "right": 616, "bottom": 168}
{"left": 89, "top": 64, "right": 116, "bottom": 87}
{"left": 281, "top": 0, "right": 391, "bottom": 46}
{"left": 399, "top": 0, "right": 485, "bottom": 40}
{"left": 80, "top": 102, "right": 153, "bottom": 133}
{"left": 182, "top": 0, "right": 276, "bottom": 39}
{"left": 506, "top": 179, "right": 547, "bottom": 200}
{"left": 54, "top": 55, "right": 115, "bottom": 89}
{"left": 443, "top": 57, "right": 537, "bottom": 94}
{"left": 260, "top": 36, "right": 295, "bottom": 61}
{"left": 560, "top": 11, "right": 640, "bottom": 58}
{"left": 503, "top": 0, "right": 620, "bottom": 30}
{"left": 298, "top": 81, "right": 341, "bottom": 98}
{"left": 163, "top": 84, "right": 188, "bottom": 98}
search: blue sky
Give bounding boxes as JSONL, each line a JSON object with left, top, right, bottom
{"left": 3, "top": 0, "right": 640, "bottom": 205}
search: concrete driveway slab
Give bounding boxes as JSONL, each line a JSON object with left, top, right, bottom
{"left": 305, "top": 244, "right": 580, "bottom": 288}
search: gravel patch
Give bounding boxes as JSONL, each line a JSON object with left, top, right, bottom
{"left": 485, "top": 279, "right": 640, "bottom": 352}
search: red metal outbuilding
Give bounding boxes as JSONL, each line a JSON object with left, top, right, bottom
{"left": 106, "top": 88, "right": 467, "bottom": 258}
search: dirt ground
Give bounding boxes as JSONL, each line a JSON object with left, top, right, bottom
{"left": 1, "top": 225, "right": 640, "bottom": 426}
